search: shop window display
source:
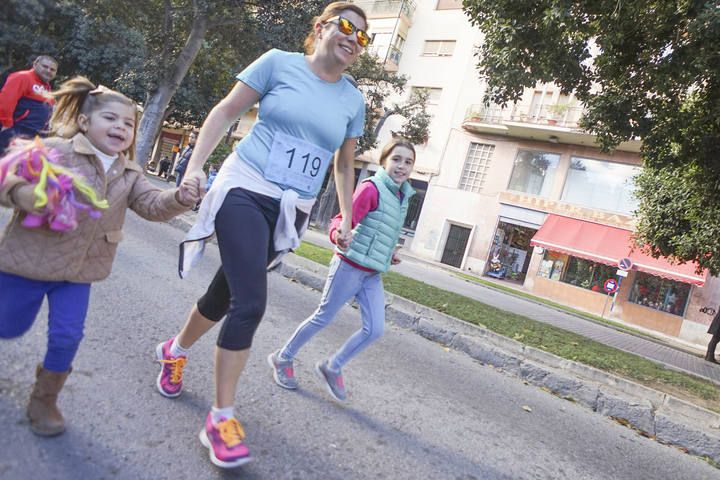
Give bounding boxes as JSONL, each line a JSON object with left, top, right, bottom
{"left": 486, "top": 222, "right": 536, "bottom": 281}
{"left": 537, "top": 251, "right": 566, "bottom": 281}
{"left": 628, "top": 272, "right": 690, "bottom": 317}
{"left": 562, "top": 257, "right": 616, "bottom": 291}
{"left": 537, "top": 252, "right": 616, "bottom": 292}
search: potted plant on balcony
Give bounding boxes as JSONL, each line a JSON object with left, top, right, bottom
{"left": 546, "top": 103, "right": 571, "bottom": 125}
{"left": 466, "top": 109, "right": 485, "bottom": 123}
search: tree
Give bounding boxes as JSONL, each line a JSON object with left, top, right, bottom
{"left": 1, "top": 0, "right": 324, "bottom": 166}
{"left": 0, "top": 0, "right": 65, "bottom": 79}
{"left": 347, "top": 52, "right": 432, "bottom": 154}
{"left": 112, "top": 0, "right": 325, "bottom": 167}
{"left": 463, "top": 0, "right": 720, "bottom": 274}
{"left": 0, "top": 1, "right": 146, "bottom": 86}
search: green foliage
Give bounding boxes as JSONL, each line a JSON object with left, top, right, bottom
{"left": 1, "top": 0, "right": 323, "bottom": 123}
{"left": 206, "top": 141, "right": 234, "bottom": 169}
{"left": 395, "top": 88, "right": 432, "bottom": 144}
{"left": 347, "top": 52, "right": 432, "bottom": 153}
{"left": 348, "top": 51, "right": 408, "bottom": 153}
{"left": 2, "top": 1, "right": 429, "bottom": 150}
{"left": 0, "top": 0, "right": 65, "bottom": 78}
{"left": 463, "top": 0, "right": 720, "bottom": 274}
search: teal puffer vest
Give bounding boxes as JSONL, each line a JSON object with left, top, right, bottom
{"left": 340, "top": 167, "right": 415, "bottom": 272}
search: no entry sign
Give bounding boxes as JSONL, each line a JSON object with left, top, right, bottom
{"left": 604, "top": 278, "right": 619, "bottom": 294}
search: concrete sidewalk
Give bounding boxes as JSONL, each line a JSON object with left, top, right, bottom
{"left": 299, "top": 228, "right": 720, "bottom": 385}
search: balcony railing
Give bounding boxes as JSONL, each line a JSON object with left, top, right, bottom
{"left": 355, "top": 0, "right": 417, "bottom": 20}
{"left": 464, "top": 103, "right": 585, "bottom": 129}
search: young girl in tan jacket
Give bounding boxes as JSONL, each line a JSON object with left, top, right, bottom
{"left": 0, "top": 77, "right": 200, "bottom": 436}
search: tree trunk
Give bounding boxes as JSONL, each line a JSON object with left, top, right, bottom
{"left": 135, "top": 11, "right": 209, "bottom": 168}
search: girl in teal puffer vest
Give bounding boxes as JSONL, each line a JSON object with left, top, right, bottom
{"left": 269, "top": 139, "right": 416, "bottom": 401}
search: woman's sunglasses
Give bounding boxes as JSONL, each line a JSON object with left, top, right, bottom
{"left": 325, "top": 16, "right": 370, "bottom": 48}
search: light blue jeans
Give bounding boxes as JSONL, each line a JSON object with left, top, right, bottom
{"left": 280, "top": 255, "right": 385, "bottom": 371}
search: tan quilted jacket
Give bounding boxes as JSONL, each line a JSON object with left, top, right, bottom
{"left": 0, "top": 133, "right": 189, "bottom": 282}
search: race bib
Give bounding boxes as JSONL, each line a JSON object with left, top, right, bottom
{"left": 264, "top": 132, "right": 333, "bottom": 194}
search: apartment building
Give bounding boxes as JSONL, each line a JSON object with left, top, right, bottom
{"left": 357, "top": 0, "right": 719, "bottom": 347}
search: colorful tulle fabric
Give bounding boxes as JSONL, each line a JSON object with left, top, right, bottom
{"left": 0, "top": 138, "right": 108, "bottom": 232}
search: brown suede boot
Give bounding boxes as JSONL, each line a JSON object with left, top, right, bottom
{"left": 26, "top": 364, "right": 72, "bottom": 436}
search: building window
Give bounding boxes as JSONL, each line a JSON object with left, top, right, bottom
{"left": 368, "top": 32, "right": 393, "bottom": 59}
{"left": 459, "top": 143, "right": 494, "bottom": 193}
{"left": 411, "top": 86, "right": 442, "bottom": 104}
{"left": 507, "top": 150, "right": 560, "bottom": 197}
{"left": 436, "top": 0, "right": 463, "bottom": 9}
{"left": 423, "top": 40, "right": 456, "bottom": 57}
{"left": 561, "top": 157, "right": 640, "bottom": 215}
{"left": 529, "top": 90, "right": 553, "bottom": 119}
{"left": 403, "top": 180, "right": 427, "bottom": 231}
{"left": 562, "top": 256, "right": 617, "bottom": 291}
{"left": 628, "top": 273, "right": 691, "bottom": 317}
{"left": 537, "top": 251, "right": 566, "bottom": 281}
{"left": 538, "top": 252, "right": 616, "bottom": 292}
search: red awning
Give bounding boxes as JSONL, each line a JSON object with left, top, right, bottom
{"left": 530, "top": 214, "right": 706, "bottom": 286}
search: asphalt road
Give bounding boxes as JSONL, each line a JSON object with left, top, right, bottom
{"left": 0, "top": 209, "right": 718, "bottom": 479}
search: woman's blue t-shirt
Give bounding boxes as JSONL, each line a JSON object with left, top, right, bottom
{"left": 234, "top": 49, "right": 365, "bottom": 197}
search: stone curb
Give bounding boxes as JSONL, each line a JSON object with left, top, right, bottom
{"left": 276, "top": 253, "right": 720, "bottom": 465}
{"left": 166, "top": 213, "right": 720, "bottom": 465}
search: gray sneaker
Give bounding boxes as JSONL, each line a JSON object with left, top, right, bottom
{"left": 267, "top": 350, "right": 298, "bottom": 390}
{"left": 315, "top": 360, "right": 346, "bottom": 401}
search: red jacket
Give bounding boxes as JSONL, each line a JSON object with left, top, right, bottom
{"left": 0, "top": 69, "right": 54, "bottom": 131}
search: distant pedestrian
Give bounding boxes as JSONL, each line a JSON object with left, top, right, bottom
{"left": 269, "top": 138, "right": 416, "bottom": 402}
{"left": 205, "top": 164, "right": 218, "bottom": 191}
{"left": 705, "top": 309, "right": 720, "bottom": 363}
{"left": 158, "top": 155, "right": 171, "bottom": 178}
{"left": 173, "top": 132, "right": 196, "bottom": 186}
{"left": 0, "top": 55, "right": 58, "bottom": 155}
{"left": 0, "top": 76, "right": 199, "bottom": 437}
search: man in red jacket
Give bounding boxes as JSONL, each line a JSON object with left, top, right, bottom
{"left": 0, "top": 55, "right": 58, "bottom": 154}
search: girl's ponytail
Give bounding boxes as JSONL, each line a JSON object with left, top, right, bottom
{"left": 48, "top": 77, "right": 96, "bottom": 138}
{"left": 47, "top": 76, "right": 139, "bottom": 161}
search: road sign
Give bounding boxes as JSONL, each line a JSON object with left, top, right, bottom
{"left": 604, "top": 278, "right": 619, "bottom": 294}
{"left": 618, "top": 257, "right": 633, "bottom": 271}
{"left": 616, "top": 269, "right": 628, "bottom": 277}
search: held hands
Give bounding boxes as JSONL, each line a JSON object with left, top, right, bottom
{"left": 335, "top": 218, "right": 353, "bottom": 251}
{"left": 391, "top": 246, "right": 402, "bottom": 265}
{"left": 184, "top": 169, "right": 207, "bottom": 197}
{"left": 176, "top": 175, "right": 201, "bottom": 207}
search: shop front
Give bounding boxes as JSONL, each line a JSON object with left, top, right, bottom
{"left": 485, "top": 220, "right": 537, "bottom": 283}
{"left": 483, "top": 204, "right": 544, "bottom": 283}
{"left": 526, "top": 214, "right": 706, "bottom": 339}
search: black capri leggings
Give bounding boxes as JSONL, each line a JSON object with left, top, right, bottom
{"left": 196, "top": 187, "right": 305, "bottom": 351}
{"left": 197, "top": 188, "right": 279, "bottom": 350}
